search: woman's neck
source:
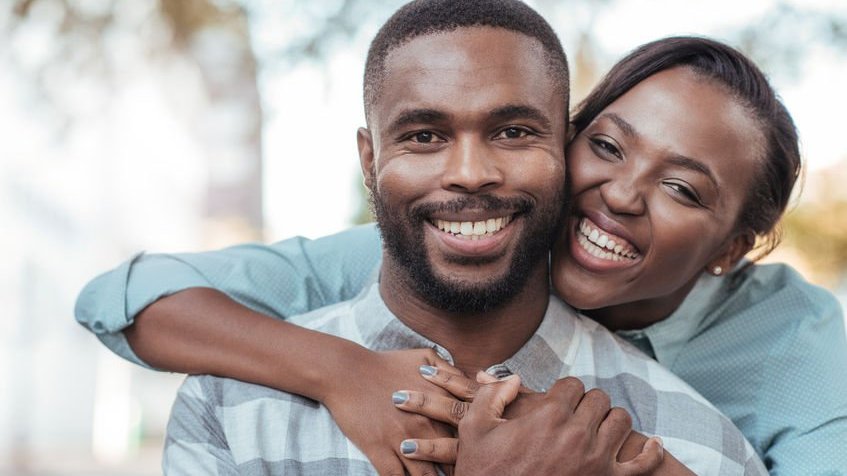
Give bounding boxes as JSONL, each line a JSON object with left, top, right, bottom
{"left": 583, "top": 277, "right": 700, "bottom": 332}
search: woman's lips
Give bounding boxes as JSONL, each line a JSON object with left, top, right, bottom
{"left": 568, "top": 217, "right": 642, "bottom": 271}
{"left": 576, "top": 217, "right": 640, "bottom": 260}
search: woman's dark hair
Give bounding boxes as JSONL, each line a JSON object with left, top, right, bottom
{"left": 572, "top": 36, "right": 802, "bottom": 259}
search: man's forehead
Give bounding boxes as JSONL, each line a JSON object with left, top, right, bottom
{"left": 383, "top": 26, "right": 545, "bottom": 74}
{"left": 373, "top": 27, "right": 561, "bottom": 126}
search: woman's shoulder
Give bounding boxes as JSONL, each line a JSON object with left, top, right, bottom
{"left": 731, "top": 262, "right": 842, "bottom": 320}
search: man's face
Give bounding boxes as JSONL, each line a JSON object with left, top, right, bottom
{"left": 359, "top": 27, "right": 568, "bottom": 313}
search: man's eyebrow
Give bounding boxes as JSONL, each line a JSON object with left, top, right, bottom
{"left": 600, "top": 112, "right": 637, "bottom": 138}
{"left": 388, "top": 109, "right": 449, "bottom": 133}
{"left": 489, "top": 105, "right": 551, "bottom": 129}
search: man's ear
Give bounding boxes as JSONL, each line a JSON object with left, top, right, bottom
{"left": 706, "top": 231, "right": 755, "bottom": 276}
{"left": 357, "top": 127, "right": 375, "bottom": 190}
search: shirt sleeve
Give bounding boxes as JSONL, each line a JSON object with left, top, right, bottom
{"left": 163, "top": 376, "right": 238, "bottom": 475}
{"left": 757, "top": 282, "right": 847, "bottom": 475}
{"left": 74, "top": 223, "right": 383, "bottom": 366}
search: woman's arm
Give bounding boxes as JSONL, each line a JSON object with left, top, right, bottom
{"left": 74, "top": 224, "right": 383, "bottom": 366}
{"left": 78, "top": 224, "right": 468, "bottom": 475}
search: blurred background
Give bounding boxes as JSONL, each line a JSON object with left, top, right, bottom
{"left": 1, "top": 0, "right": 846, "bottom": 474}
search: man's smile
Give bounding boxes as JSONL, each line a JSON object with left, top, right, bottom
{"left": 432, "top": 214, "right": 513, "bottom": 240}
{"left": 426, "top": 213, "right": 518, "bottom": 257}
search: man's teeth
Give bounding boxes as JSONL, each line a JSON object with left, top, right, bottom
{"left": 435, "top": 216, "right": 512, "bottom": 240}
{"left": 578, "top": 219, "right": 639, "bottom": 261}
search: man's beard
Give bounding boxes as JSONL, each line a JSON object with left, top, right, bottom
{"left": 371, "top": 185, "right": 568, "bottom": 315}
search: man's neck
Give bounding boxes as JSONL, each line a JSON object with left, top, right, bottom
{"left": 378, "top": 257, "right": 551, "bottom": 377}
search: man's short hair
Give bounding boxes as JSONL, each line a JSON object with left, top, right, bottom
{"left": 363, "top": 0, "right": 570, "bottom": 124}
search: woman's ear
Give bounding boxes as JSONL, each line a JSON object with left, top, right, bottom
{"left": 567, "top": 124, "right": 577, "bottom": 143}
{"left": 706, "top": 231, "right": 756, "bottom": 276}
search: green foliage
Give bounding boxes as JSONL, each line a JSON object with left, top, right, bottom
{"left": 782, "top": 200, "right": 847, "bottom": 282}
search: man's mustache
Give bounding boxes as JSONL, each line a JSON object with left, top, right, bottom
{"left": 410, "top": 194, "right": 534, "bottom": 220}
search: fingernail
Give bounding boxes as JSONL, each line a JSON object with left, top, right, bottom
{"left": 400, "top": 440, "right": 417, "bottom": 455}
{"left": 392, "top": 391, "right": 409, "bottom": 405}
{"left": 419, "top": 365, "right": 437, "bottom": 377}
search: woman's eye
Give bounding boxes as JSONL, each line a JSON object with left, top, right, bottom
{"left": 589, "top": 137, "right": 622, "bottom": 158}
{"left": 665, "top": 181, "right": 703, "bottom": 205}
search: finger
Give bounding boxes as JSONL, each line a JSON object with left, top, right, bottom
{"left": 615, "top": 437, "right": 664, "bottom": 476}
{"left": 545, "top": 377, "right": 586, "bottom": 413}
{"left": 573, "top": 388, "right": 612, "bottom": 433}
{"left": 598, "top": 406, "right": 633, "bottom": 457}
{"left": 461, "top": 374, "right": 521, "bottom": 434}
{"left": 401, "top": 457, "right": 441, "bottom": 476}
{"left": 475, "top": 370, "right": 499, "bottom": 384}
{"left": 420, "top": 366, "right": 480, "bottom": 401}
{"left": 400, "top": 438, "right": 459, "bottom": 464}
{"left": 424, "top": 349, "right": 465, "bottom": 376}
{"left": 393, "top": 390, "right": 470, "bottom": 426}
{"left": 370, "top": 450, "right": 407, "bottom": 476}
{"left": 476, "top": 370, "right": 534, "bottom": 394}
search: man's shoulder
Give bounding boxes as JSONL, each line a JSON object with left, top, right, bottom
{"left": 176, "top": 373, "right": 320, "bottom": 413}
{"left": 545, "top": 303, "right": 765, "bottom": 474}
{"left": 286, "top": 282, "right": 382, "bottom": 335}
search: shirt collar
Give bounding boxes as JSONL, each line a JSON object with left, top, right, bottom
{"left": 618, "top": 268, "right": 732, "bottom": 367}
{"left": 353, "top": 284, "right": 582, "bottom": 392}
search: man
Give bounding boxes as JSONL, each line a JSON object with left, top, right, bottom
{"left": 143, "top": 1, "right": 764, "bottom": 474}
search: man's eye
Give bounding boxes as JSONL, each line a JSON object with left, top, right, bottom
{"left": 412, "top": 131, "right": 436, "bottom": 143}
{"left": 496, "top": 127, "right": 530, "bottom": 140}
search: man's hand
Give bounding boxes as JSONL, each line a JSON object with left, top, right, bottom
{"left": 399, "top": 375, "right": 664, "bottom": 475}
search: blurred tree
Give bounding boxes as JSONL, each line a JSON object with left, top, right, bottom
{"left": 6, "top": 0, "right": 264, "bottom": 241}
{"left": 781, "top": 162, "right": 847, "bottom": 285}
{"left": 7, "top": 0, "right": 846, "bottom": 280}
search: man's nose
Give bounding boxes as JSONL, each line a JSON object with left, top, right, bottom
{"left": 440, "top": 137, "right": 504, "bottom": 193}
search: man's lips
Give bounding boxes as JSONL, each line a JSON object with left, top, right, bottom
{"left": 427, "top": 213, "right": 517, "bottom": 255}
{"left": 431, "top": 214, "right": 513, "bottom": 240}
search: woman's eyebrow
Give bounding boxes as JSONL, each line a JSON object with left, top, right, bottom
{"left": 599, "top": 112, "right": 637, "bottom": 138}
{"left": 599, "top": 112, "right": 718, "bottom": 187}
{"left": 668, "top": 155, "right": 718, "bottom": 187}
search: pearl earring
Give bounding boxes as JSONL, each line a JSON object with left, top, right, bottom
{"left": 712, "top": 266, "right": 723, "bottom": 276}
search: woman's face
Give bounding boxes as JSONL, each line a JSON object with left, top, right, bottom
{"left": 552, "top": 67, "right": 762, "bottom": 327}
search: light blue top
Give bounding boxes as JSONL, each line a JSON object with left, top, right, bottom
{"left": 75, "top": 223, "right": 847, "bottom": 475}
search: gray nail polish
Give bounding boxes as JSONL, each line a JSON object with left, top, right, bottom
{"left": 392, "top": 391, "right": 409, "bottom": 405}
{"left": 401, "top": 440, "right": 417, "bottom": 455}
{"left": 419, "top": 365, "right": 437, "bottom": 377}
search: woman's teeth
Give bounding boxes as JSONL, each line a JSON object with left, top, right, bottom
{"left": 434, "top": 216, "right": 512, "bottom": 240}
{"left": 577, "top": 218, "right": 639, "bottom": 261}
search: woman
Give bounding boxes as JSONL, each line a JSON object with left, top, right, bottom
{"left": 76, "top": 37, "right": 847, "bottom": 474}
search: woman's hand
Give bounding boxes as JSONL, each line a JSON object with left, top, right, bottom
{"left": 319, "top": 346, "right": 459, "bottom": 476}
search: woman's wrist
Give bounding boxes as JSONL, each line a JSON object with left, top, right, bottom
{"left": 274, "top": 328, "right": 375, "bottom": 404}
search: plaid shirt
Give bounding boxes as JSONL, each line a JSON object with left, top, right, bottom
{"left": 163, "top": 284, "right": 766, "bottom": 475}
